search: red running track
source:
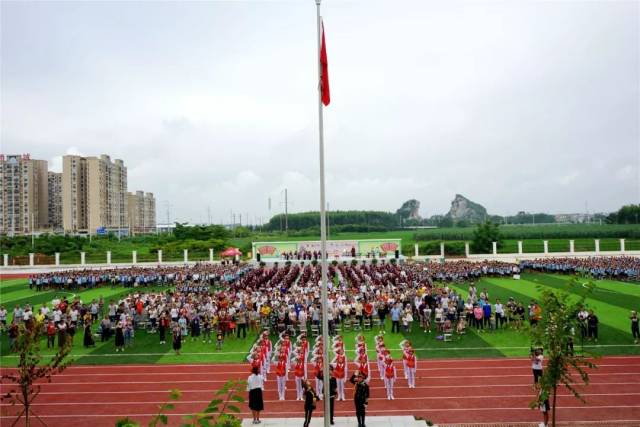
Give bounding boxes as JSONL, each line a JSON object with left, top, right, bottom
{"left": 2, "top": 356, "right": 640, "bottom": 426}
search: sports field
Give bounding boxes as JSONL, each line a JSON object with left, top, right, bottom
{"left": 1, "top": 272, "right": 638, "bottom": 367}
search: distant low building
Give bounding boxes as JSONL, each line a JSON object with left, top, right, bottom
{"left": 555, "top": 213, "right": 592, "bottom": 224}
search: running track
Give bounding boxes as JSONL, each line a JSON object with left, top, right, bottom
{"left": 1, "top": 356, "right": 640, "bottom": 426}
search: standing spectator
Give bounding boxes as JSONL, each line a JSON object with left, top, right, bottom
{"left": 83, "top": 321, "right": 95, "bottom": 348}
{"left": 0, "top": 305, "right": 7, "bottom": 330}
{"left": 377, "top": 302, "right": 388, "bottom": 331}
{"left": 578, "top": 307, "right": 589, "bottom": 340}
{"left": 247, "top": 366, "right": 265, "bottom": 425}
{"left": 482, "top": 301, "right": 492, "bottom": 330}
{"left": 587, "top": 310, "right": 599, "bottom": 342}
{"left": 100, "top": 316, "right": 111, "bottom": 342}
{"left": 158, "top": 313, "right": 169, "bottom": 344}
{"left": 402, "top": 308, "right": 413, "bottom": 333}
{"left": 473, "top": 304, "right": 484, "bottom": 331}
{"left": 631, "top": 311, "right": 640, "bottom": 344}
{"left": 531, "top": 348, "right": 543, "bottom": 386}
{"left": 172, "top": 323, "right": 182, "bottom": 355}
{"left": 494, "top": 299, "right": 505, "bottom": 329}
{"left": 390, "top": 303, "right": 402, "bottom": 333}
{"left": 236, "top": 309, "right": 247, "bottom": 339}
{"left": 515, "top": 303, "right": 525, "bottom": 330}
{"left": 350, "top": 371, "right": 369, "bottom": 427}
{"left": 202, "top": 315, "right": 212, "bottom": 344}
{"left": 529, "top": 301, "right": 542, "bottom": 327}
{"left": 46, "top": 320, "right": 56, "bottom": 348}
{"left": 8, "top": 322, "right": 19, "bottom": 351}
{"left": 302, "top": 380, "right": 318, "bottom": 427}
{"left": 190, "top": 315, "right": 201, "bottom": 342}
{"left": 114, "top": 321, "right": 125, "bottom": 352}
{"left": 216, "top": 329, "right": 224, "bottom": 350}
{"left": 56, "top": 319, "right": 68, "bottom": 349}
{"left": 90, "top": 300, "right": 99, "bottom": 323}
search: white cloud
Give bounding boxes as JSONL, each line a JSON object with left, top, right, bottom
{"left": 1, "top": 0, "right": 638, "bottom": 220}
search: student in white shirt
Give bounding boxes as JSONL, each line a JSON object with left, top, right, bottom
{"left": 247, "top": 366, "right": 265, "bottom": 424}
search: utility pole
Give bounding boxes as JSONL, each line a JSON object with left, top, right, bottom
{"left": 207, "top": 206, "right": 212, "bottom": 225}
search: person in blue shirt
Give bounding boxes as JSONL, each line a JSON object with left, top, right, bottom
{"left": 482, "top": 301, "right": 492, "bottom": 329}
{"left": 390, "top": 303, "right": 402, "bottom": 333}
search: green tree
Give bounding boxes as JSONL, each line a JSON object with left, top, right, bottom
{"left": 471, "top": 221, "right": 501, "bottom": 253}
{"left": 115, "top": 380, "right": 246, "bottom": 427}
{"left": 529, "top": 277, "right": 598, "bottom": 427}
{"left": 608, "top": 204, "right": 640, "bottom": 224}
{"left": 1, "top": 321, "right": 71, "bottom": 427}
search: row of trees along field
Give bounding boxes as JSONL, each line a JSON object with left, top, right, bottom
{"left": 266, "top": 204, "right": 640, "bottom": 234}
{"left": 0, "top": 223, "right": 252, "bottom": 261}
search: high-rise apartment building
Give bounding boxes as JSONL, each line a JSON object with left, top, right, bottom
{"left": 127, "top": 191, "right": 156, "bottom": 234}
{"left": 62, "top": 155, "right": 88, "bottom": 232}
{"left": 47, "top": 172, "right": 63, "bottom": 230}
{"left": 62, "top": 154, "right": 128, "bottom": 234}
{"left": 0, "top": 154, "right": 48, "bottom": 235}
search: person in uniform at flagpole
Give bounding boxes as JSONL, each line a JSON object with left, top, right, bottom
{"left": 329, "top": 365, "right": 338, "bottom": 425}
{"left": 384, "top": 355, "right": 397, "bottom": 400}
{"left": 349, "top": 371, "right": 370, "bottom": 427}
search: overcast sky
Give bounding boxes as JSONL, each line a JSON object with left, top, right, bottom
{"left": 1, "top": 0, "right": 638, "bottom": 224}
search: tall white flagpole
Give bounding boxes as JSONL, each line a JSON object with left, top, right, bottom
{"left": 315, "top": 1, "right": 331, "bottom": 425}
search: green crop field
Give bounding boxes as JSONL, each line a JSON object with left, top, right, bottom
{"left": 2, "top": 223, "right": 639, "bottom": 265}
{"left": 1, "top": 272, "right": 638, "bottom": 366}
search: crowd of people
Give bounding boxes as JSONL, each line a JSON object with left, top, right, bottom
{"left": 520, "top": 256, "right": 640, "bottom": 280}
{"left": 2, "top": 257, "right": 638, "bottom": 357}
{"left": 25, "top": 263, "right": 248, "bottom": 291}
{"left": 3, "top": 256, "right": 639, "bottom": 427}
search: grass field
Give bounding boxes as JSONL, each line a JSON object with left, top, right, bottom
{"left": 1, "top": 273, "right": 639, "bottom": 366}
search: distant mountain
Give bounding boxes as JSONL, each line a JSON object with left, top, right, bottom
{"left": 396, "top": 199, "right": 421, "bottom": 220}
{"left": 445, "top": 194, "right": 487, "bottom": 224}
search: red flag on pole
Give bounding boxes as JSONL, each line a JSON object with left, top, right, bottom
{"left": 320, "top": 20, "right": 330, "bottom": 106}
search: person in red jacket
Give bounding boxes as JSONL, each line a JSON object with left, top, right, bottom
{"left": 313, "top": 356, "right": 324, "bottom": 399}
{"left": 293, "top": 355, "right": 306, "bottom": 400}
{"left": 333, "top": 357, "right": 347, "bottom": 401}
{"left": 384, "top": 357, "right": 397, "bottom": 400}
{"left": 275, "top": 353, "right": 288, "bottom": 401}
{"left": 404, "top": 348, "right": 417, "bottom": 388}
{"left": 46, "top": 320, "right": 56, "bottom": 348}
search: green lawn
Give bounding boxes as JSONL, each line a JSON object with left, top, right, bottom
{"left": 1, "top": 273, "right": 639, "bottom": 366}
